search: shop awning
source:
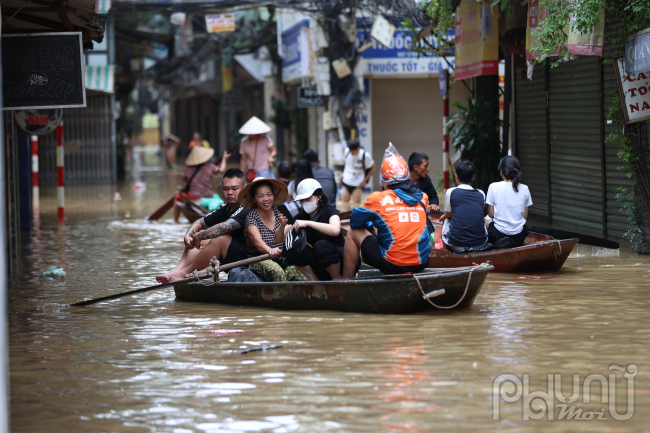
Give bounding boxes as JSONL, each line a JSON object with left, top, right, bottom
{"left": 1, "top": 0, "right": 104, "bottom": 45}
{"left": 86, "top": 65, "right": 115, "bottom": 94}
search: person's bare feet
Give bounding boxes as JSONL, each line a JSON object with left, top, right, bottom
{"left": 156, "top": 274, "right": 171, "bottom": 283}
{"left": 166, "top": 269, "right": 187, "bottom": 282}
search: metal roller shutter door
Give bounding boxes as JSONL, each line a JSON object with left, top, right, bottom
{"left": 515, "top": 63, "right": 548, "bottom": 217}
{"left": 549, "top": 57, "right": 604, "bottom": 233}
{"left": 603, "top": 14, "right": 633, "bottom": 238}
{"left": 371, "top": 79, "right": 442, "bottom": 191}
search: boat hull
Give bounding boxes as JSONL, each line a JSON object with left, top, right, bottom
{"left": 429, "top": 236, "right": 578, "bottom": 273}
{"left": 180, "top": 207, "right": 204, "bottom": 224}
{"left": 173, "top": 266, "right": 492, "bottom": 314}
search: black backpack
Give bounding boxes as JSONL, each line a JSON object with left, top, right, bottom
{"left": 283, "top": 228, "right": 308, "bottom": 262}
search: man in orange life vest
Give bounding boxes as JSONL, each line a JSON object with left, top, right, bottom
{"left": 342, "top": 143, "right": 431, "bottom": 278}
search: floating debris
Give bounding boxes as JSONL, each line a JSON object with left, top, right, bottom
{"left": 241, "top": 345, "right": 283, "bottom": 355}
{"left": 40, "top": 267, "right": 66, "bottom": 283}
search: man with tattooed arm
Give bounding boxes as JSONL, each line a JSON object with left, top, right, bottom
{"left": 156, "top": 169, "right": 249, "bottom": 282}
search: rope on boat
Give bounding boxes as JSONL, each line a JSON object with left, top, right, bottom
{"left": 413, "top": 263, "right": 490, "bottom": 310}
{"left": 553, "top": 240, "right": 562, "bottom": 260}
{"left": 197, "top": 257, "right": 222, "bottom": 286}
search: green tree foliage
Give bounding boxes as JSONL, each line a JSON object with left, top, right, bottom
{"left": 530, "top": 0, "right": 649, "bottom": 66}
{"left": 405, "top": 0, "right": 513, "bottom": 56}
{"left": 446, "top": 97, "right": 504, "bottom": 194}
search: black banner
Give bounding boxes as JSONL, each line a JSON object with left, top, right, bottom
{"left": 297, "top": 86, "right": 326, "bottom": 108}
{"left": 2, "top": 32, "right": 86, "bottom": 110}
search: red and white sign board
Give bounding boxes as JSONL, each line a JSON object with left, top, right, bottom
{"left": 205, "top": 14, "right": 235, "bottom": 33}
{"left": 14, "top": 109, "right": 63, "bottom": 135}
{"left": 614, "top": 56, "right": 650, "bottom": 124}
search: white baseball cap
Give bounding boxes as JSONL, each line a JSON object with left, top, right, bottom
{"left": 294, "top": 178, "right": 322, "bottom": 201}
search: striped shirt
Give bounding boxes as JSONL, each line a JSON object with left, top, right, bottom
{"left": 244, "top": 207, "right": 282, "bottom": 256}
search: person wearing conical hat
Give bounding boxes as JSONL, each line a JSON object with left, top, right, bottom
{"left": 173, "top": 145, "right": 231, "bottom": 223}
{"left": 238, "top": 177, "right": 309, "bottom": 282}
{"left": 188, "top": 131, "right": 211, "bottom": 149}
{"left": 238, "top": 116, "right": 277, "bottom": 182}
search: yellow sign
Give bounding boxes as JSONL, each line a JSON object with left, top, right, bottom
{"left": 455, "top": 0, "right": 499, "bottom": 79}
{"left": 206, "top": 14, "right": 235, "bottom": 33}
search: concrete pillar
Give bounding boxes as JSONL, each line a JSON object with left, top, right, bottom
{"left": 0, "top": 63, "right": 11, "bottom": 432}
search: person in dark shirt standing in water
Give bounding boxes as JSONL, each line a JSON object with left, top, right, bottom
{"left": 156, "top": 169, "right": 249, "bottom": 282}
{"left": 304, "top": 149, "right": 337, "bottom": 205}
{"left": 408, "top": 152, "right": 440, "bottom": 212}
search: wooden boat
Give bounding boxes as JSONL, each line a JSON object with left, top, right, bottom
{"left": 174, "top": 265, "right": 493, "bottom": 314}
{"left": 428, "top": 232, "right": 578, "bottom": 273}
{"left": 178, "top": 185, "right": 223, "bottom": 223}
{"left": 179, "top": 206, "right": 205, "bottom": 224}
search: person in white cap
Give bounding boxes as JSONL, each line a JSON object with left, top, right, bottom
{"left": 174, "top": 145, "right": 230, "bottom": 223}
{"left": 275, "top": 178, "right": 349, "bottom": 281}
{"left": 239, "top": 116, "right": 277, "bottom": 182}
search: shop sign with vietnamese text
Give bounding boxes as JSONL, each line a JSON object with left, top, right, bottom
{"left": 2, "top": 32, "right": 86, "bottom": 110}
{"left": 625, "top": 29, "right": 650, "bottom": 75}
{"left": 297, "top": 87, "right": 326, "bottom": 108}
{"left": 205, "top": 14, "right": 235, "bottom": 33}
{"left": 455, "top": 0, "right": 499, "bottom": 80}
{"left": 614, "top": 56, "right": 650, "bottom": 124}
{"left": 355, "top": 18, "right": 454, "bottom": 76}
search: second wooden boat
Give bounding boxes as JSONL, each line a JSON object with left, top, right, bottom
{"left": 340, "top": 212, "right": 577, "bottom": 273}
{"left": 179, "top": 206, "right": 205, "bottom": 224}
{"left": 428, "top": 233, "right": 578, "bottom": 273}
{"left": 174, "top": 265, "right": 493, "bottom": 314}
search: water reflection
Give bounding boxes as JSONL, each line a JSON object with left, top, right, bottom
{"left": 8, "top": 147, "right": 650, "bottom": 432}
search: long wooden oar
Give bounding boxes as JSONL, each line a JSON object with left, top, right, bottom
{"left": 148, "top": 196, "right": 175, "bottom": 221}
{"left": 70, "top": 254, "right": 270, "bottom": 307}
{"left": 147, "top": 143, "right": 240, "bottom": 221}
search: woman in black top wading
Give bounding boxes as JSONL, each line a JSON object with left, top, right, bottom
{"left": 275, "top": 178, "right": 347, "bottom": 281}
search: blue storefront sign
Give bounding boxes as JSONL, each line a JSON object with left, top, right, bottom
{"left": 356, "top": 19, "right": 454, "bottom": 76}
{"left": 625, "top": 29, "right": 650, "bottom": 74}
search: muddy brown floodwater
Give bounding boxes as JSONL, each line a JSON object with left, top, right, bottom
{"left": 8, "top": 147, "right": 650, "bottom": 432}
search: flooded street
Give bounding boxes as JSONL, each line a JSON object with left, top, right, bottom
{"left": 8, "top": 148, "right": 650, "bottom": 432}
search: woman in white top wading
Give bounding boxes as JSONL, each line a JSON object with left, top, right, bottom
{"left": 485, "top": 156, "right": 533, "bottom": 248}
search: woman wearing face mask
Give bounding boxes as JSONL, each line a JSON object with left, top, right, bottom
{"left": 275, "top": 179, "right": 346, "bottom": 281}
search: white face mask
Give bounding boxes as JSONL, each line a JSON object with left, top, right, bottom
{"left": 302, "top": 198, "right": 319, "bottom": 214}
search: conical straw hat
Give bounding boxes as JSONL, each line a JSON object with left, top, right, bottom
{"left": 239, "top": 177, "right": 288, "bottom": 210}
{"left": 185, "top": 145, "right": 215, "bottom": 166}
{"left": 239, "top": 116, "right": 272, "bottom": 135}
